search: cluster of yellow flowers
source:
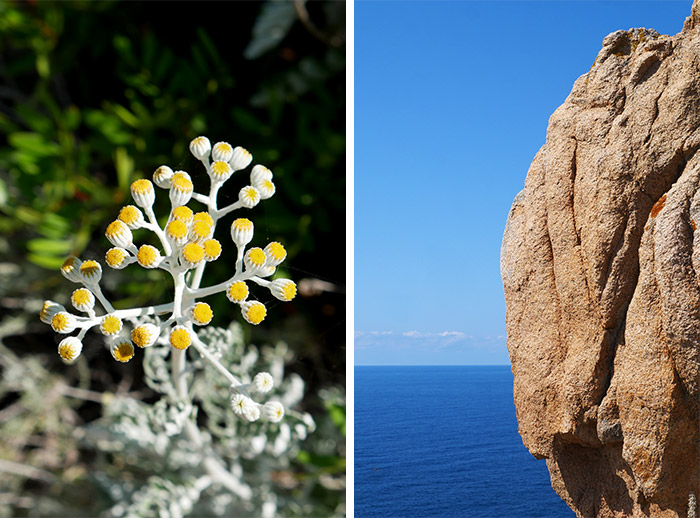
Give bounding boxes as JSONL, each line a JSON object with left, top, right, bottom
{"left": 40, "top": 137, "right": 296, "bottom": 377}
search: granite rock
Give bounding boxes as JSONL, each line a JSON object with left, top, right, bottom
{"left": 502, "top": 2, "right": 700, "bottom": 516}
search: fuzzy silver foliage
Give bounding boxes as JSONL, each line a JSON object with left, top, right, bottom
{"left": 81, "top": 322, "right": 315, "bottom": 517}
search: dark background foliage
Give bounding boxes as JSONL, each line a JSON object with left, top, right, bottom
{"left": 0, "top": 0, "right": 345, "bottom": 514}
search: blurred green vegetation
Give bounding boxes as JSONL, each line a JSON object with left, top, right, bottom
{"left": 0, "top": 0, "right": 345, "bottom": 515}
{"left": 0, "top": 0, "right": 345, "bottom": 373}
{"left": 0, "top": 0, "right": 344, "bottom": 271}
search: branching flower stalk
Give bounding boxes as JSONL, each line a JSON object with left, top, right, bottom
{"left": 40, "top": 136, "right": 297, "bottom": 495}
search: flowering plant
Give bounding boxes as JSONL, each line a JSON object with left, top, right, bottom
{"left": 37, "top": 136, "right": 315, "bottom": 515}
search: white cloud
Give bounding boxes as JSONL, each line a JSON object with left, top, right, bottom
{"left": 355, "top": 330, "right": 393, "bottom": 337}
{"left": 354, "top": 329, "right": 509, "bottom": 364}
{"left": 356, "top": 330, "right": 506, "bottom": 351}
{"left": 437, "top": 331, "right": 467, "bottom": 338}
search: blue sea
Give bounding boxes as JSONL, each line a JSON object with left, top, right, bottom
{"left": 355, "top": 366, "right": 575, "bottom": 518}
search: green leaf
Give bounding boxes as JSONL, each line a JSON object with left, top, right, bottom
{"left": 36, "top": 53, "right": 50, "bottom": 78}
{"left": 325, "top": 402, "right": 346, "bottom": 436}
{"left": 14, "top": 105, "right": 53, "bottom": 134}
{"left": 64, "top": 105, "right": 81, "bottom": 131}
{"left": 27, "top": 253, "right": 66, "bottom": 270}
{"left": 85, "top": 110, "right": 131, "bottom": 145}
{"left": 9, "top": 132, "right": 61, "bottom": 157}
{"left": 12, "top": 151, "right": 41, "bottom": 175}
{"left": 27, "top": 238, "right": 72, "bottom": 255}
{"left": 114, "top": 147, "right": 134, "bottom": 192}
{"left": 297, "top": 451, "right": 346, "bottom": 471}
{"left": 37, "top": 213, "right": 70, "bottom": 239}
{"left": 111, "top": 103, "right": 140, "bottom": 128}
{"left": 196, "top": 27, "right": 221, "bottom": 66}
{"left": 113, "top": 34, "right": 136, "bottom": 67}
{"left": 153, "top": 47, "right": 174, "bottom": 82}
{"left": 14, "top": 207, "right": 42, "bottom": 225}
{"left": 0, "top": 178, "right": 8, "bottom": 206}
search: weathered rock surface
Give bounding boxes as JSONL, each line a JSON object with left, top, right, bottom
{"left": 501, "top": 3, "right": 700, "bottom": 516}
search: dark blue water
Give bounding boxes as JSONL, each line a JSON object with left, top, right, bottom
{"left": 355, "top": 366, "right": 575, "bottom": 518}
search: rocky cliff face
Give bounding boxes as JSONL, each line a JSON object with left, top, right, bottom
{"left": 501, "top": 3, "right": 700, "bottom": 517}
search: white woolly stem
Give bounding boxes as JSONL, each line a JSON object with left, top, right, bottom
{"left": 190, "top": 192, "right": 210, "bottom": 205}
{"left": 71, "top": 303, "right": 173, "bottom": 334}
{"left": 190, "top": 334, "right": 241, "bottom": 387}
{"left": 172, "top": 349, "right": 188, "bottom": 399}
{"left": 167, "top": 170, "right": 249, "bottom": 494}
{"left": 249, "top": 277, "right": 271, "bottom": 288}
{"left": 145, "top": 206, "right": 172, "bottom": 256}
{"left": 172, "top": 272, "right": 186, "bottom": 319}
{"left": 190, "top": 261, "right": 207, "bottom": 291}
{"left": 186, "top": 271, "right": 252, "bottom": 299}
{"left": 91, "top": 284, "right": 115, "bottom": 313}
{"left": 112, "top": 302, "right": 174, "bottom": 319}
{"left": 235, "top": 245, "right": 244, "bottom": 275}
{"left": 192, "top": 474, "right": 213, "bottom": 495}
{"left": 208, "top": 183, "right": 222, "bottom": 212}
{"left": 214, "top": 200, "right": 243, "bottom": 219}
{"left": 170, "top": 269, "right": 188, "bottom": 398}
{"left": 201, "top": 454, "right": 252, "bottom": 499}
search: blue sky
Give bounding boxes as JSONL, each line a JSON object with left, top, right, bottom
{"left": 355, "top": 0, "right": 692, "bottom": 365}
